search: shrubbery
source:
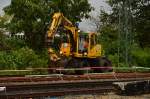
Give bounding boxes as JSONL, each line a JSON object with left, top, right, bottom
{"left": 5, "top": 38, "right": 26, "bottom": 50}
{"left": 0, "top": 47, "right": 48, "bottom": 70}
{"left": 131, "top": 47, "right": 150, "bottom": 67}
{"left": 106, "top": 41, "right": 150, "bottom": 67}
{"left": 108, "top": 47, "right": 150, "bottom": 72}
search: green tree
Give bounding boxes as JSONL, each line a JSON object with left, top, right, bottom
{"left": 95, "top": 10, "right": 118, "bottom": 56}
{"left": 4, "top": 0, "right": 93, "bottom": 50}
{"left": 105, "top": 0, "right": 150, "bottom": 48}
{"left": 0, "top": 15, "right": 11, "bottom": 50}
{"left": 135, "top": 1, "right": 150, "bottom": 47}
{"left": 50, "top": 0, "right": 93, "bottom": 23}
{"left": 97, "top": 0, "right": 150, "bottom": 67}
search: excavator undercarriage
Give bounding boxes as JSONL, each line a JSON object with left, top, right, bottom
{"left": 48, "top": 56, "right": 112, "bottom": 74}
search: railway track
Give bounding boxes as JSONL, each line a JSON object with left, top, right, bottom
{"left": 1, "top": 73, "right": 150, "bottom": 83}
{"left": 0, "top": 73, "right": 150, "bottom": 99}
{"left": 0, "top": 80, "right": 114, "bottom": 98}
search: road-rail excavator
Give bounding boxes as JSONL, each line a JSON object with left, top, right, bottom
{"left": 46, "top": 12, "right": 112, "bottom": 74}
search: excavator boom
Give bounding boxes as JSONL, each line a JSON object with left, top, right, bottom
{"left": 46, "top": 12, "right": 78, "bottom": 61}
{"left": 47, "top": 13, "right": 73, "bottom": 38}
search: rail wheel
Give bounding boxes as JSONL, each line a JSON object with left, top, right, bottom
{"left": 64, "top": 58, "right": 79, "bottom": 74}
{"left": 99, "top": 57, "right": 113, "bottom": 72}
{"left": 48, "top": 56, "right": 68, "bottom": 74}
{"left": 65, "top": 58, "right": 90, "bottom": 75}
{"left": 76, "top": 59, "right": 90, "bottom": 75}
{"left": 89, "top": 57, "right": 112, "bottom": 73}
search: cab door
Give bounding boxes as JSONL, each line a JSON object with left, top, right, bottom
{"left": 88, "top": 34, "right": 102, "bottom": 57}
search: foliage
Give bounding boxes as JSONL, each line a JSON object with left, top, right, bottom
{"left": 0, "top": 34, "right": 9, "bottom": 51}
{"left": 0, "top": 47, "right": 48, "bottom": 70}
{"left": 99, "top": 25, "right": 118, "bottom": 55}
{"left": 108, "top": 54, "right": 118, "bottom": 67}
{"left": 106, "top": 0, "right": 150, "bottom": 48}
{"left": 136, "top": 3, "right": 150, "bottom": 47}
{"left": 97, "top": 0, "right": 150, "bottom": 68}
{"left": 0, "top": 14, "right": 11, "bottom": 28}
{"left": 108, "top": 45, "right": 150, "bottom": 68}
{"left": 50, "top": 0, "right": 93, "bottom": 23}
{"left": 0, "top": 15, "right": 11, "bottom": 50}
{"left": 131, "top": 47, "right": 150, "bottom": 67}
{"left": 4, "top": 0, "right": 93, "bottom": 50}
{"left": 5, "top": 38, "right": 26, "bottom": 50}
{"left": 0, "top": 34, "right": 26, "bottom": 51}
{"left": 4, "top": 0, "right": 48, "bottom": 50}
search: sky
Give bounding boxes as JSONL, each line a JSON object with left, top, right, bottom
{"left": 80, "top": 0, "right": 110, "bottom": 32}
{"left": 0, "top": 0, "right": 110, "bottom": 32}
{"left": 0, "top": 0, "right": 11, "bottom": 14}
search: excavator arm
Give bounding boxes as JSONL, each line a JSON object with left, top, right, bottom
{"left": 46, "top": 12, "right": 78, "bottom": 61}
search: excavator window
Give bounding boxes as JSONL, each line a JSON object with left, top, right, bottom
{"left": 78, "top": 34, "right": 89, "bottom": 53}
{"left": 61, "top": 34, "right": 69, "bottom": 43}
{"left": 90, "top": 34, "right": 96, "bottom": 49}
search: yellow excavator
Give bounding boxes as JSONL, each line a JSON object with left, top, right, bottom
{"left": 46, "top": 12, "right": 112, "bottom": 73}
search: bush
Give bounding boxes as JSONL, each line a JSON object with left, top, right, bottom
{"left": 108, "top": 54, "right": 118, "bottom": 67}
{"left": 0, "top": 37, "right": 26, "bottom": 51}
{"left": 6, "top": 38, "right": 26, "bottom": 50}
{"left": 131, "top": 47, "right": 150, "bottom": 67}
{"left": 0, "top": 47, "right": 48, "bottom": 70}
{"left": 0, "top": 51, "right": 15, "bottom": 69}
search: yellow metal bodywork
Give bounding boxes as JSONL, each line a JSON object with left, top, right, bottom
{"left": 47, "top": 12, "right": 102, "bottom": 62}
{"left": 88, "top": 33, "right": 102, "bottom": 57}
{"left": 88, "top": 44, "right": 102, "bottom": 57}
{"left": 60, "top": 43, "right": 71, "bottom": 56}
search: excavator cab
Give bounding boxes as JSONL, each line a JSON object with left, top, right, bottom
{"left": 59, "top": 31, "right": 102, "bottom": 58}
{"left": 74, "top": 32, "right": 102, "bottom": 58}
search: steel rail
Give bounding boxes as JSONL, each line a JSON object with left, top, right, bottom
{"left": 0, "top": 73, "right": 150, "bottom": 98}
{"left": 0, "top": 73, "right": 150, "bottom": 83}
